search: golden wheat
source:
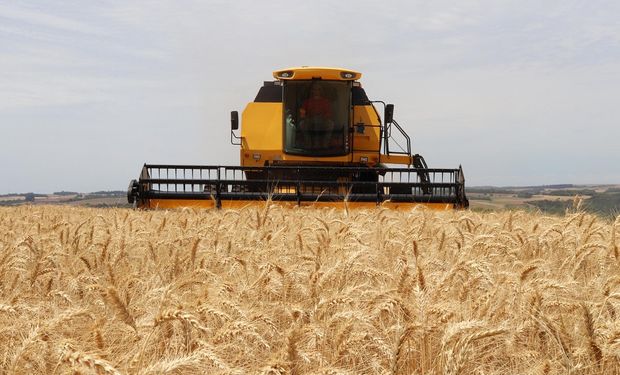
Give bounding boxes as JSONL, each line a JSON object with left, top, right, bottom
{"left": 0, "top": 204, "right": 619, "bottom": 374}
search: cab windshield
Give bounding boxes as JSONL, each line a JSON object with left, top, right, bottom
{"left": 283, "top": 80, "right": 350, "bottom": 156}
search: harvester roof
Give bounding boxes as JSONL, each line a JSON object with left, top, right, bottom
{"left": 273, "top": 66, "right": 361, "bottom": 81}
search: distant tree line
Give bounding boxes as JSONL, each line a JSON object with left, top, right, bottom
{"left": 528, "top": 191, "right": 620, "bottom": 218}
{"left": 53, "top": 191, "right": 79, "bottom": 196}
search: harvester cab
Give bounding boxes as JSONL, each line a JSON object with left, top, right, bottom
{"left": 128, "top": 66, "right": 468, "bottom": 210}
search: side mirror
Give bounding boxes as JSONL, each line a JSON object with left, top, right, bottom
{"left": 384, "top": 104, "right": 394, "bottom": 124}
{"left": 231, "top": 111, "right": 239, "bottom": 130}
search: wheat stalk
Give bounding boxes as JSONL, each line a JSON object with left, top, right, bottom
{"left": 104, "top": 286, "right": 136, "bottom": 330}
{"left": 155, "top": 309, "right": 210, "bottom": 335}
{"left": 61, "top": 343, "right": 122, "bottom": 375}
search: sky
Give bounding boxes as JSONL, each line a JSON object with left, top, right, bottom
{"left": 1, "top": 0, "right": 619, "bottom": 193}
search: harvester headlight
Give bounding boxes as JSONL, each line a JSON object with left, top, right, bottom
{"left": 277, "top": 71, "right": 294, "bottom": 79}
{"left": 360, "top": 156, "right": 369, "bottom": 163}
{"left": 341, "top": 71, "right": 356, "bottom": 79}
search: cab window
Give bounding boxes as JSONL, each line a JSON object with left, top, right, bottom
{"left": 283, "top": 81, "right": 350, "bottom": 156}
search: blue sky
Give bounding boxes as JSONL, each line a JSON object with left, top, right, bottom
{"left": 1, "top": 1, "right": 619, "bottom": 193}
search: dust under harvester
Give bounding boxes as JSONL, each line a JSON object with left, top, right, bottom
{"left": 128, "top": 66, "right": 468, "bottom": 209}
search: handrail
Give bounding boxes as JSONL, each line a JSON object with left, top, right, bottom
{"left": 386, "top": 119, "right": 411, "bottom": 155}
{"left": 367, "top": 100, "right": 411, "bottom": 157}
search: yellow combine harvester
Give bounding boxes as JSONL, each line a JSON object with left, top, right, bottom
{"left": 128, "top": 66, "right": 468, "bottom": 209}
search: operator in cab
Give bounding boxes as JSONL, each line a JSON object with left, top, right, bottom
{"left": 299, "top": 83, "right": 335, "bottom": 149}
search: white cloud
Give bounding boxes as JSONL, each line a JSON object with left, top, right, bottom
{"left": 0, "top": 3, "right": 107, "bottom": 36}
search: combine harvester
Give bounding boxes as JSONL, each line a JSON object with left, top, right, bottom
{"left": 128, "top": 67, "right": 468, "bottom": 210}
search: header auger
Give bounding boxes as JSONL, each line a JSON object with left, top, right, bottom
{"left": 128, "top": 66, "right": 468, "bottom": 210}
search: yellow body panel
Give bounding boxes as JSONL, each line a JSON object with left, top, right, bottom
{"left": 240, "top": 103, "right": 282, "bottom": 153}
{"left": 239, "top": 101, "right": 411, "bottom": 166}
{"left": 241, "top": 149, "right": 398, "bottom": 167}
{"left": 351, "top": 104, "right": 381, "bottom": 154}
{"left": 380, "top": 154, "right": 413, "bottom": 165}
{"left": 143, "top": 199, "right": 455, "bottom": 211}
{"left": 239, "top": 100, "right": 387, "bottom": 166}
{"left": 241, "top": 149, "right": 353, "bottom": 167}
{"left": 273, "top": 66, "right": 361, "bottom": 81}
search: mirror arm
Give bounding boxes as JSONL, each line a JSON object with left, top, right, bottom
{"left": 230, "top": 111, "right": 241, "bottom": 145}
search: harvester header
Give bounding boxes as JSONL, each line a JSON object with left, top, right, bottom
{"left": 128, "top": 67, "right": 468, "bottom": 210}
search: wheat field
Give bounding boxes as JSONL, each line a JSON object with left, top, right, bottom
{"left": 0, "top": 204, "right": 619, "bottom": 374}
